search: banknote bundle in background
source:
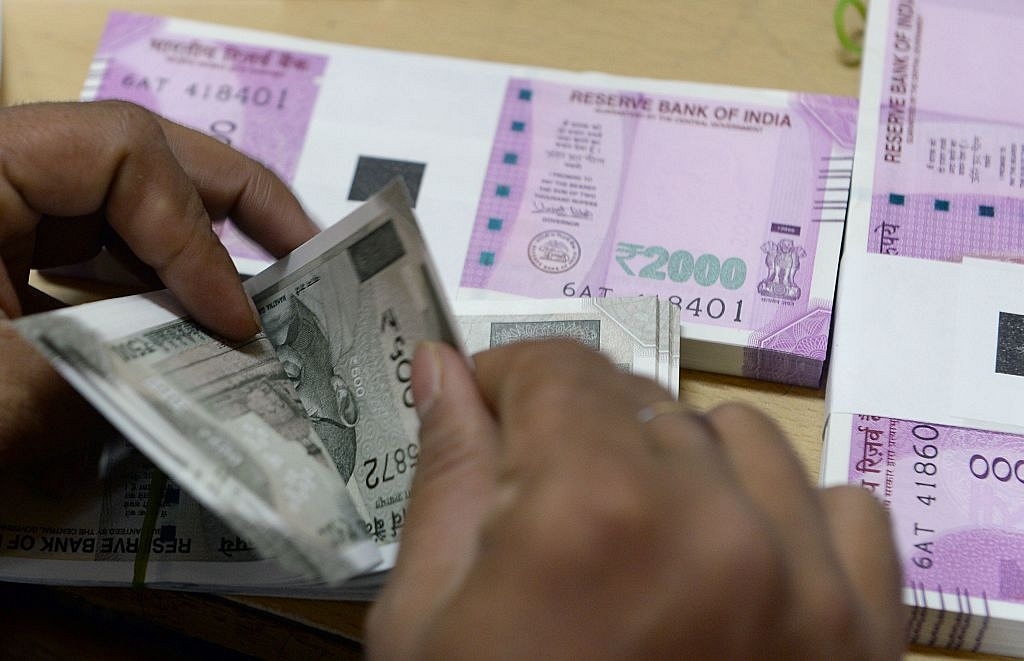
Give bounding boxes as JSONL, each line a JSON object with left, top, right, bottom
{"left": 64, "top": 10, "right": 856, "bottom": 387}
{"left": 821, "top": 0, "right": 1024, "bottom": 656}
{"left": 0, "top": 182, "right": 679, "bottom": 596}
{"left": 454, "top": 297, "right": 680, "bottom": 398}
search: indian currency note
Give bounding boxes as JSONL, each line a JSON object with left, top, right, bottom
{"left": 78, "top": 11, "right": 849, "bottom": 387}
{"left": 14, "top": 181, "right": 458, "bottom": 584}
{"left": 824, "top": 1, "right": 1024, "bottom": 654}
{"left": 0, "top": 440, "right": 306, "bottom": 589}
{"left": 453, "top": 296, "right": 677, "bottom": 395}
{"left": 829, "top": 0, "right": 1024, "bottom": 422}
{"left": 0, "top": 437, "right": 409, "bottom": 598}
{"left": 81, "top": 11, "right": 329, "bottom": 273}
{"left": 244, "top": 180, "right": 460, "bottom": 561}
{"left": 459, "top": 78, "right": 853, "bottom": 386}
{"left": 15, "top": 293, "right": 380, "bottom": 586}
{"left": 848, "top": 0, "right": 1024, "bottom": 263}
{"left": 826, "top": 413, "right": 1024, "bottom": 654}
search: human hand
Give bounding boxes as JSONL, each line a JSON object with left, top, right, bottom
{"left": 366, "top": 340, "right": 903, "bottom": 660}
{"left": 0, "top": 100, "right": 319, "bottom": 464}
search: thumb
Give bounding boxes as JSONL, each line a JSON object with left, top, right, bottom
{"left": 366, "top": 341, "right": 498, "bottom": 660}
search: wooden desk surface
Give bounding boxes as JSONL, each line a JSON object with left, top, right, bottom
{"left": 0, "top": 1, "right": 1006, "bottom": 659}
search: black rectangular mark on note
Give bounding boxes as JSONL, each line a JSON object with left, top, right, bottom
{"left": 349, "top": 156, "right": 426, "bottom": 206}
{"left": 349, "top": 221, "right": 405, "bottom": 282}
{"left": 995, "top": 311, "right": 1024, "bottom": 377}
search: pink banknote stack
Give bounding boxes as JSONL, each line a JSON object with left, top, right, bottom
{"left": 822, "top": 0, "right": 1024, "bottom": 655}
{"left": 66, "top": 10, "right": 856, "bottom": 387}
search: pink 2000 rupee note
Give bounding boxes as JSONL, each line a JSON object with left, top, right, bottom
{"left": 864, "top": 0, "right": 1024, "bottom": 262}
{"left": 83, "top": 11, "right": 328, "bottom": 270}
{"left": 460, "top": 78, "right": 855, "bottom": 385}
{"left": 847, "top": 414, "right": 1024, "bottom": 648}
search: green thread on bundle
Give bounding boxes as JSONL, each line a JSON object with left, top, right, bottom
{"left": 132, "top": 468, "right": 169, "bottom": 588}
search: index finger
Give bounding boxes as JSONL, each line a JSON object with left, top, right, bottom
{"left": 0, "top": 101, "right": 309, "bottom": 340}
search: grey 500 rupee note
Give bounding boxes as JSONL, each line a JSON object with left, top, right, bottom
{"left": 245, "top": 181, "right": 460, "bottom": 562}
{"left": 16, "top": 180, "right": 460, "bottom": 584}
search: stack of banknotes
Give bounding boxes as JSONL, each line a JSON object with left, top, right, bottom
{"left": 64, "top": 10, "right": 857, "bottom": 387}
{"left": 0, "top": 181, "right": 680, "bottom": 597}
{"left": 821, "top": 0, "right": 1024, "bottom": 656}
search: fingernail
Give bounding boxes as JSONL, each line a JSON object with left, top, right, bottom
{"left": 412, "top": 341, "right": 442, "bottom": 419}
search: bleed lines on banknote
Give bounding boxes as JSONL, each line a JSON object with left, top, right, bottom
{"left": 814, "top": 153, "right": 853, "bottom": 224}
{"left": 906, "top": 580, "right": 991, "bottom": 653}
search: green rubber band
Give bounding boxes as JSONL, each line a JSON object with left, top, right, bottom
{"left": 834, "top": 0, "right": 867, "bottom": 56}
{"left": 132, "top": 467, "right": 168, "bottom": 588}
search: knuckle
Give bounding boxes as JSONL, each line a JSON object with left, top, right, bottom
{"left": 246, "top": 161, "right": 275, "bottom": 200}
{"left": 578, "top": 470, "right": 653, "bottom": 542}
{"left": 96, "top": 100, "right": 164, "bottom": 144}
